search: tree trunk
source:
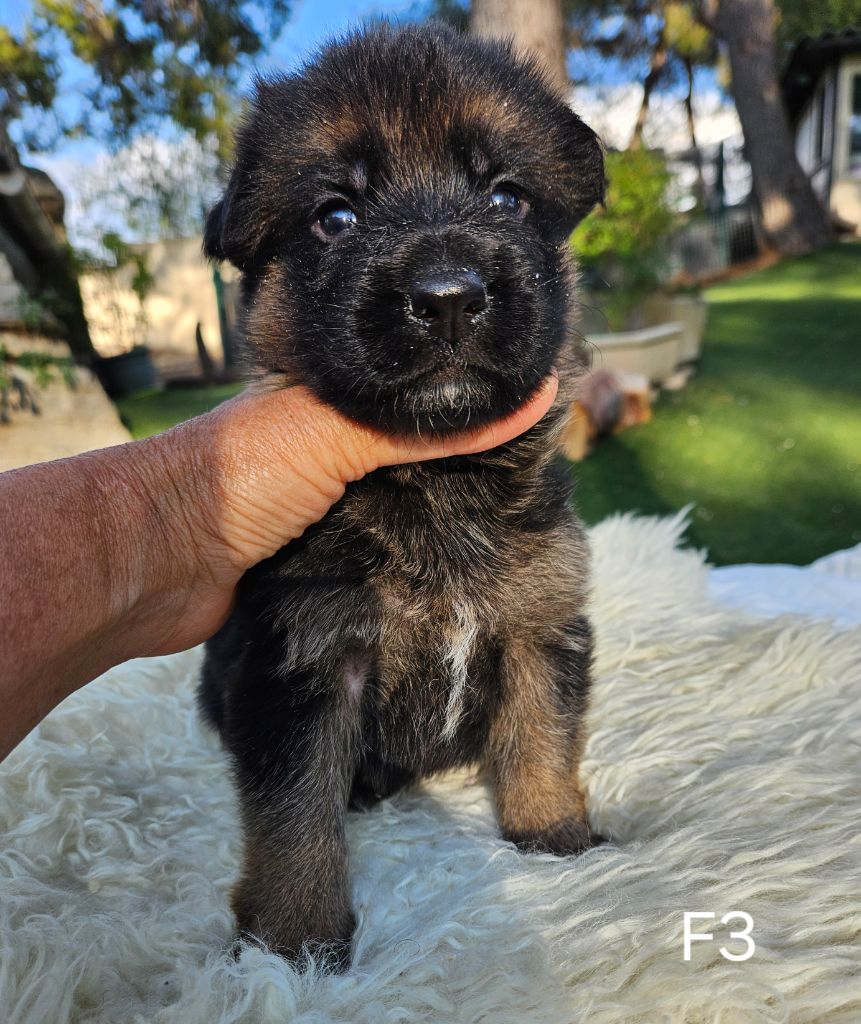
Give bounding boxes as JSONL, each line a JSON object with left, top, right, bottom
{"left": 629, "top": 37, "right": 668, "bottom": 150}
{"left": 0, "top": 117, "right": 95, "bottom": 360}
{"left": 470, "top": 0, "right": 569, "bottom": 96}
{"left": 683, "top": 58, "right": 698, "bottom": 150}
{"left": 683, "top": 57, "right": 706, "bottom": 207}
{"left": 701, "top": 0, "right": 832, "bottom": 254}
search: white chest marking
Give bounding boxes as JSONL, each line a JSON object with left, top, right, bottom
{"left": 441, "top": 601, "right": 480, "bottom": 740}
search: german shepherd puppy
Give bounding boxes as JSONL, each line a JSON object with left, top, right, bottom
{"left": 200, "top": 22, "right": 605, "bottom": 966}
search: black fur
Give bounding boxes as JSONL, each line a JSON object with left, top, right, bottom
{"left": 200, "top": 22, "right": 605, "bottom": 967}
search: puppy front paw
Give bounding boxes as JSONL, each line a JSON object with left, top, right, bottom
{"left": 232, "top": 878, "right": 356, "bottom": 971}
{"left": 504, "top": 817, "right": 606, "bottom": 856}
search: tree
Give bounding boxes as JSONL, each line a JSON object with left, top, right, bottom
{"left": 470, "top": 0, "right": 570, "bottom": 94}
{"left": 0, "top": 1, "right": 292, "bottom": 361}
{"left": 631, "top": 3, "right": 714, "bottom": 152}
{"left": 1, "top": 1, "right": 291, "bottom": 158}
{"left": 561, "top": 1, "right": 717, "bottom": 160}
{"left": 774, "top": 0, "right": 861, "bottom": 60}
{"left": 696, "top": 0, "right": 833, "bottom": 254}
{"left": 627, "top": 30, "right": 669, "bottom": 150}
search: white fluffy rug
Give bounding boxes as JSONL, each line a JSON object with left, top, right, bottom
{"left": 2, "top": 514, "right": 860, "bottom": 1024}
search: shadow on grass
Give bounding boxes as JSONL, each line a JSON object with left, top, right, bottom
{"left": 571, "top": 423, "right": 860, "bottom": 567}
{"left": 571, "top": 435, "right": 676, "bottom": 526}
{"left": 699, "top": 297, "right": 860, "bottom": 403}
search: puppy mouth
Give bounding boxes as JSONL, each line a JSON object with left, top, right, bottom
{"left": 406, "top": 359, "right": 494, "bottom": 399}
{"left": 392, "top": 361, "right": 543, "bottom": 435}
{"left": 409, "top": 359, "right": 478, "bottom": 386}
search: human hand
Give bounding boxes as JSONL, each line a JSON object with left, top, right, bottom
{"left": 117, "top": 375, "right": 560, "bottom": 657}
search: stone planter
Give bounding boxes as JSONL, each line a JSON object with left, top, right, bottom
{"left": 0, "top": 333, "right": 130, "bottom": 471}
{"left": 588, "top": 322, "right": 685, "bottom": 384}
{"left": 642, "top": 294, "right": 707, "bottom": 363}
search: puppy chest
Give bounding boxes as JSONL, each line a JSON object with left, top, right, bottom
{"left": 362, "top": 598, "right": 502, "bottom": 754}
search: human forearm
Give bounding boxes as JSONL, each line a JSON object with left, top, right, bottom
{"left": 0, "top": 393, "right": 324, "bottom": 749}
{"left": 0, "top": 432, "right": 197, "bottom": 753}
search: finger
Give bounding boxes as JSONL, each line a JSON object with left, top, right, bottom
{"left": 358, "top": 373, "right": 559, "bottom": 471}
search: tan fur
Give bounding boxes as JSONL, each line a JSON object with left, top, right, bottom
{"left": 489, "top": 638, "right": 590, "bottom": 845}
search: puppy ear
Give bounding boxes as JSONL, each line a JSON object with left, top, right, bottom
{"left": 559, "top": 108, "right": 606, "bottom": 225}
{"left": 202, "top": 76, "right": 290, "bottom": 269}
{"left": 202, "top": 170, "right": 267, "bottom": 270}
{"left": 202, "top": 180, "right": 254, "bottom": 269}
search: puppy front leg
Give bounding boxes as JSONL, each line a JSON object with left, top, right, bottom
{"left": 488, "top": 618, "right": 602, "bottom": 855}
{"left": 231, "top": 803, "right": 354, "bottom": 967}
{"left": 227, "top": 667, "right": 359, "bottom": 966}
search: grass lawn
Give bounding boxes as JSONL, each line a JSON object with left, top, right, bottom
{"left": 117, "top": 243, "right": 860, "bottom": 566}
{"left": 575, "top": 243, "right": 861, "bottom": 565}
{"left": 117, "top": 383, "right": 242, "bottom": 439}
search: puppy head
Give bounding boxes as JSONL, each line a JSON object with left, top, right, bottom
{"left": 205, "top": 23, "right": 604, "bottom": 435}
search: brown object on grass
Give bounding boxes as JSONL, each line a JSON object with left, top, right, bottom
{"left": 560, "top": 370, "right": 652, "bottom": 461}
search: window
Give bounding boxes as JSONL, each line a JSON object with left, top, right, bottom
{"left": 849, "top": 73, "right": 861, "bottom": 177}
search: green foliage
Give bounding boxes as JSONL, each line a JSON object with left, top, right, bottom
{"left": 77, "top": 230, "right": 155, "bottom": 355}
{"left": 98, "top": 232, "right": 155, "bottom": 304}
{"left": 0, "top": 24, "right": 57, "bottom": 124}
{"left": 1, "top": 0, "right": 291, "bottom": 156}
{"left": 0, "top": 344, "right": 76, "bottom": 392}
{"left": 15, "top": 258, "right": 90, "bottom": 344}
{"left": 776, "top": 0, "right": 861, "bottom": 55}
{"left": 566, "top": 1, "right": 716, "bottom": 78}
{"left": 14, "top": 289, "right": 57, "bottom": 332}
{"left": 662, "top": 1, "right": 711, "bottom": 59}
{"left": 572, "top": 149, "right": 674, "bottom": 307}
{"left": 129, "top": 255, "right": 155, "bottom": 306}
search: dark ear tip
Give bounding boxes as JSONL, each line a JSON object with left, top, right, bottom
{"left": 203, "top": 198, "right": 226, "bottom": 261}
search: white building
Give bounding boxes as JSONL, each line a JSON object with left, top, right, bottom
{"left": 783, "top": 29, "right": 861, "bottom": 234}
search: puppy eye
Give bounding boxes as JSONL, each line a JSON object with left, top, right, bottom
{"left": 314, "top": 205, "right": 358, "bottom": 239}
{"left": 490, "top": 186, "right": 529, "bottom": 220}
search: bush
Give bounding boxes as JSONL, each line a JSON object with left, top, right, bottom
{"left": 572, "top": 149, "right": 675, "bottom": 326}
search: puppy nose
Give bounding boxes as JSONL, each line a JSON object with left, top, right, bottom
{"left": 409, "top": 270, "right": 488, "bottom": 342}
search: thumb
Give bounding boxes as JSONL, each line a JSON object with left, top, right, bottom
{"left": 353, "top": 373, "right": 560, "bottom": 473}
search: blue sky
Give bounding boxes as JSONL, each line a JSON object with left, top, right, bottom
{"left": 7, "top": 0, "right": 427, "bottom": 164}
{"left": 6, "top": 0, "right": 420, "bottom": 48}
{"left": 264, "top": 0, "right": 420, "bottom": 69}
